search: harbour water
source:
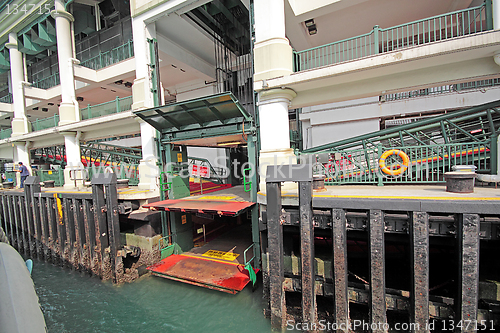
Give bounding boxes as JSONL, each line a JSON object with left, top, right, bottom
{"left": 32, "top": 259, "right": 273, "bottom": 333}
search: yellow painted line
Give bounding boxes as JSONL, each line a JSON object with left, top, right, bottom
{"left": 258, "top": 191, "right": 500, "bottom": 201}
{"left": 44, "top": 190, "right": 92, "bottom": 194}
{"left": 314, "top": 194, "right": 500, "bottom": 201}
{"left": 118, "top": 190, "right": 151, "bottom": 194}
{"left": 179, "top": 253, "right": 241, "bottom": 266}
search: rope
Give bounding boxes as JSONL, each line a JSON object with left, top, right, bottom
{"left": 0, "top": 225, "right": 9, "bottom": 244}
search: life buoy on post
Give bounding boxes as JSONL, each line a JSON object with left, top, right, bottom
{"left": 379, "top": 149, "right": 410, "bottom": 176}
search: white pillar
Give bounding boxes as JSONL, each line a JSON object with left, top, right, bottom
{"left": 62, "top": 132, "right": 84, "bottom": 188}
{"left": 52, "top": 0, "right": 80, "bottom": 125}
{"left": 257, "top": 88, "right": 297, "bottom": 190}
{"left": 6, "top": 33, "right": 29, "bottom": 135}
{"left": 52, "top": 0, "right": 83, "bottom": 187}
{"left": 13, "top": 142, "right": 31, "bottom": 188}
{"left": 494, "top": 0, "right": 500, "bottom": 29}
{"left": 132, "top": 18, "right": 160, "bottom": 191}
{"left": 253, "top": 0, "right": 293, "bottom": 81}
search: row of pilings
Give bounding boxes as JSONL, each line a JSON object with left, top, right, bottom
{"left": 0, "top": 174, "right": 124, "bottom": 282}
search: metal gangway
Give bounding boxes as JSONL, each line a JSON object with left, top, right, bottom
{"left": 301, "top": 99, "right": 500, "bottom": 185}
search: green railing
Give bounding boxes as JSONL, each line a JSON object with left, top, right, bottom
{"left": 32, "top": 72, "right": 60, "bottom": 90}
{"left": 37, "top": 169, "right": 65, "bottom": 187}
{"left": 0, "top": 128, "right": 12, "bottom": 140}
{"left": 385, "top": 78, "right": 500, "bottom": 101}
{"left": 81, "top": 96, "right": 133, "bottom": 120}
{"left": 4, "top": 171, "right": 17, "bottom": 186}
{"left": 86, "top": 164, "right": 139, "bottom": 185}
{"left": 294, "top": 4, "right": 489, "bottom": 71}
{"left": 30, "top": 40, "right": 134, "bottom": 90}
{"left": 310, "top": 141, "right": 490, "bottom": 185}
{"left": 79, "top": 40, "right": 134, "bottom": 70}
{"left": 0, "top": 93, "right": 12, "bottom": 104}
{"left": 31, "top": 114, "right": 59, "bottom": 132}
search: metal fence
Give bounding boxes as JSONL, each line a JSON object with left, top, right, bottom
{"left": 87, "top": 164, "right": 140, "bottom": 186}
{"left": 0, "top": 93, "right": 12, "bottom": 104}
{"left": 294, "top": 4, "right": 489, "bottom": 71}
{"left": 81, "top": 96, "right": 133, "bottom": 120}
{"left": 0, "top": 128, "right": 12, "bottom": 140}
{"left": 385, "top": 78, "right": 500, "bottom": 101}
{"left": 36, "top": 169, "right": 65, "bottom": 187}
{"left": 309, "top": 141, "right": 490, "bottom": 185}
{"left": 32, "top": 72, "right": 60, "bottom": 90}
{"left": 79, "top": 40, "right": 134, "bottom": 70}
{"left": 0, "top": 175, "right": 124, "bottom": 282}
{"left": 31, "top": 114, "right": 59, "bottom": 132}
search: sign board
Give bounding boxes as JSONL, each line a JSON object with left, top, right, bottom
{"left": 191, "top": 164, "right": 210, "bottom": 178}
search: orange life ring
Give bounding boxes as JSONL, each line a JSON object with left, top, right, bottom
{"left": 379, "top": 149, "right": 409, "bottom": 176}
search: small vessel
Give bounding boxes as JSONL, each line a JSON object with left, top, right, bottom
{"left": 0, "top": 242, "right": 47, "bottom": 333}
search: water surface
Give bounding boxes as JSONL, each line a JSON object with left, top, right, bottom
{"left": 32, "top": 259, "right": 273, "bottom": 333}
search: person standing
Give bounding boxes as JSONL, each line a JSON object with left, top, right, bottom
{"left": 18, "top": 162, "right": 30, "bottom": 189}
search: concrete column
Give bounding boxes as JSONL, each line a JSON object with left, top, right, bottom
{"left": 494, "top": 0, "right": 500, "bottom": 29}
{"left": 62, "top": 132, "right": 84, "bottom": 188}
{"left": 258, "top": 88, "right": 297, "bottom": 190}
{"left": 52, "top": 0, "right": 80, "bottom": 126}
{"left": 253, "top": 0, "right": 293, "bottom": 81}
{"left": 132, "top": 19, "right": 160, "bottom": 191}
{"left": 13, "top": 142, "right": 31, "bottom": 188}
{"left": 5, "top": 33, "right": 29, "bottom": 135}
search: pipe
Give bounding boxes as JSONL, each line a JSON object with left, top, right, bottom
{"left": 69, "top": 58, "right": 81, "bottom": 121}
{"left": 64, "top": 0, "right": 75, "bottom": 10}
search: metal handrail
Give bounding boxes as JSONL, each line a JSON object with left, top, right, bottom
{"left": 31, "top": 114, "right": 59, "bottom": 132}
{"left": 81, "top": 96, "right": 133, "bottom": 120}
{"left": 79, "top": 40, "right": 134, "bottom": 70}
{"left": 294, "top": 3, "right": 488, "bottom": 71}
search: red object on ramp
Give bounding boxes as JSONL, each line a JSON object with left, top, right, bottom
{"left": 143, "top": 199, "right": 254, "bottom": 216}
{"left": 147, "top": 254, "right": 258, "bottom": 294}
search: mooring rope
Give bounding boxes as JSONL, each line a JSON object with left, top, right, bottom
{"left": 0, "top": 225, "right": 9, "bottom": 244}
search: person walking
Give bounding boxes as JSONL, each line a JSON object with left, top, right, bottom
{"left": 18, "top": 162, "right": 30, "bottom": 189}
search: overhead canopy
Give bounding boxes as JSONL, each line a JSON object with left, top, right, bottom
{"left": 133, "top": 92, "right": 253, "bottom": 143}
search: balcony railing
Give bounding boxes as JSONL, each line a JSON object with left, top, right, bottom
{"left": 385, "top": 78, "right": 500, "bottom": 101}
{"left": 80, "top": 40, "right": 134, "bottom": 70}
{"left": 0, "top": 93, "right": 12, "bottom": 104}
{"left": 31, "top": 114, "right": 59, "bottom": 132}
{"left": 294, "top": 3, "right": 490, "bottom": 72}
{"left": 30, "top": 40, "right": 134, "bottom": 90}
{"left": 0, "top": 128, "right": 12, "bottom": 140}
{"left": 81, "top": 96, "right": 133, "bottom": 120}
{"left": 32, "top": 72, "right": 60, "bottom": 90}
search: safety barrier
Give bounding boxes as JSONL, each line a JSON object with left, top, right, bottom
{"left": 294, "top": 4, "right": 489, "bottom": 71}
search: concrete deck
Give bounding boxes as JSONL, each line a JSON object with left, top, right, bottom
{"left": 258, "top": 184, "right": 500, "bottom": 214}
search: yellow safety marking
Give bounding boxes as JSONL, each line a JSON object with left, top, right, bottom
{"left": 118, "top": 189, "right": 151, "bottom": 194}
{"left": 177, "top": 153, "right": 183, "bottom": 162}
{"left": 45, "top": 190, "right": 92, "bottom": 194}
{"left": 313, "top": 194, "right": 500, "bottom": 201}
{"left": 258, "top": 191, "right": 500, "bottom": 201}
{"left": 48, "top": 171, "right": 52, "bottom": 175}
{"left": 54, "top": 194, "right": 64, "bottom": 225}
{"left": 180, "top": 254, "right": 241, "bottom": 266}
{"left": 193, "top": 195, "right": 236, "bottom": 201}
{"left": 202, "top": 250, "right": 239, "bottom": 261}
{"left": 181, "top": 215, "right": 187, "bottom": 224}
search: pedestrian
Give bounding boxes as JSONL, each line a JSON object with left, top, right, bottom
{"left": 18, "top": 162, "right": 30, "bottom": 189}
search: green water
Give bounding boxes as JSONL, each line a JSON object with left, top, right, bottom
{"left": 32, "top": 259, "right": 272, "bottom": 333}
